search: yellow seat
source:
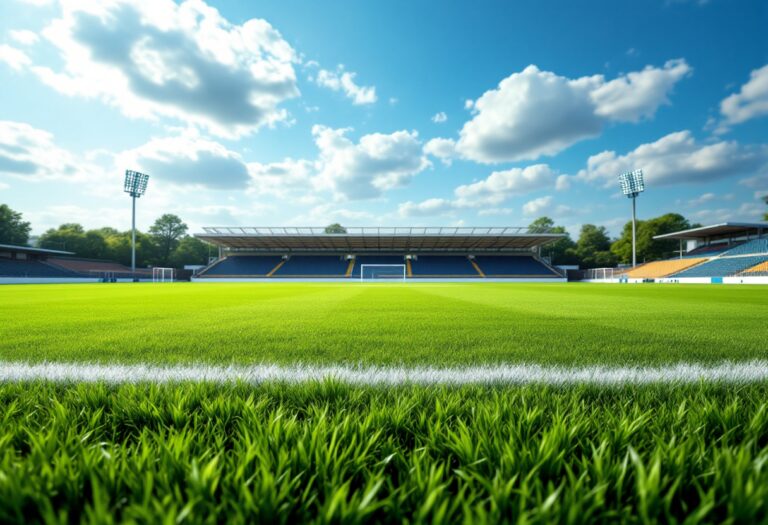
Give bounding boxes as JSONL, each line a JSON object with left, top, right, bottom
{"left": 742, "top": 261, "right": 768, "bottom": 274}
{"left": 623, "top": 258, "right": 707, "bottom": 278}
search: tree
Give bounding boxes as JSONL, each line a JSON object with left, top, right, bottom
{"left": 575, "top": 224, "right": 617, "bottom": 268}
{"left": 149, "top": 214, "right": 188, "bottom": 266}
{"left": 324, "top": 223, "right": 347, "bottom": 234}
{"left": 38, "top": 223, "right": 108, "bottom": 258}
{"left": 611, "top": 213, "right": 692, "bottom": 264}
{"left": 103, "top": 230, "right": 153, "bottom": 267}
{"left": 528, "top": 216, "right": 579, "bottom": 265}
{"left": 169, "top": 236, "right": 211, "bottom": 268}
{"left": 763, "top": 195, "right": 768, "bottom": 221}
{"left": 0, "top": 204, "right": 31, "bottom": 245}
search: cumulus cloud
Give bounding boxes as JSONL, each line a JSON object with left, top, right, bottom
{"left": 248, "top": 157, "right": 316, "bottom": 196}
{"left": 315, "top": 65, "right": 376, "bottom": 105}
{"left": 454, "top": 164, "right": 560, "bottom": 207}
{"left": 312, "top": 125, "right": 430, "bottom": 199}
{"left": 116, "top": 134, "right": 250, "bottom": 189}
{"left": 578, "top": 130, "right": 768, "bottom": 187}
{"left": 522, "top": 196, "right": 553, "bottom": 216}
{"left": 9, "top": 30, "right": 40, "bottom": 46}
{"left": 0, "top": 120, "right": 88, "bottom": 181}
{"left": 717, "top": 64, "right": 768, "bottom": 131}
{"left": 452, "top": 60, "right": 691, "bottom": 163}
{"left": 431, "top": 112, "right": 447, "bottom": 123}
{"left": 0, "top": 44, "right": 31, "bottom": 70}
{"left": 423, "top": 137, "right": 457, "bottom": 166}
{"left": 19, "top": 0, "right": 299, "bottom": 137}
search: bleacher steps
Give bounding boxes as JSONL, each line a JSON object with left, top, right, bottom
{"left": 266, "top": 259, "right": 287, "bottom": 277}
{"left": 469, "top": 258, "right": 485, "bottom": 277}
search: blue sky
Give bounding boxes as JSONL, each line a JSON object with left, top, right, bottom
{"left": 0, "top": 0, "right": 766, "bottom": 236}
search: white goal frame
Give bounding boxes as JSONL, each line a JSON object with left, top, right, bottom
{"left": 360, "top": 264, "right": 406, "bottom": 282}
{"left": 152, "top": 267, "right": 175, "bottom": 282}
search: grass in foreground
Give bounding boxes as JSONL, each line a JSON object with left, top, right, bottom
{"left": 1, "top": 283, "right": 767, "bottom": 366}
{"left": 1, "top": 382, "right": 768, "bottom": 524}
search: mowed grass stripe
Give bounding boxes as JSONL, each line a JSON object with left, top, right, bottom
{"left": 1, "top": 283, "right": 766, "bottom": 366}
{"left": 4, "top": 360, "right": 768, "bottom": 385}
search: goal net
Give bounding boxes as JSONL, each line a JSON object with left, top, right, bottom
{"left": 360, "top": 264, "right": 406, "bottom": 282}
{"left": 152, "top": 267, "right": 175, "bottom": 283}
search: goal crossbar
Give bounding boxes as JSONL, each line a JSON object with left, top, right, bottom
{"left": 360, "top": 264, "right": 406, "bottom": 282}
{"left": 152, "top": 267, "right": 175, "bottom": 283}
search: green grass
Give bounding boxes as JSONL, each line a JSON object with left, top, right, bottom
{"left": 2, "top": 382, "right": 768, "bottom": 524}
{"left": 1, "top": 283, "right": 767, "bottom": 366}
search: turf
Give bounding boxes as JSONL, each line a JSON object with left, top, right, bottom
{"left": 1, "top": 282, "right": 767, "bottom": 366}
{"left": 2, "top": 382, "right": 768, "bottom": 524}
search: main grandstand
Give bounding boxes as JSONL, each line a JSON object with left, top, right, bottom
{"left": 193, "top": 226, "right": 567, "bottom": 281}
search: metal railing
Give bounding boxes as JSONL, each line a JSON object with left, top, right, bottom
{"left": 199, "top": 226, "right": 560, "bottom": 236}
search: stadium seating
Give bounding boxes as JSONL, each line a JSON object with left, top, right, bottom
{"left": 472, "top": 256, "right": 557, "bottom": 276}
{"left": 684, "top": 244, "right": 735, "bottom": 257}
{"left": 47, "top": 257, "right": 148, "bottom": 277}
{"left": 623, "top": 258, "right": 707, "bottom": 278}
{"left": 272, "top": 255, "right": 348, "bottom": 276}
{"left": 0, "top": 258, "right": 80, "bottom": 278}
{"left": 202, "top": 255, "right": 283, "bottom": 276}
{"left": 741, "top": 261, "right": 768, "bottom": 274}
{"left": 720, "top": 238, "right": 768, "bottom": 257}
{"left": 410, "top": 256, "right": 479, "bottom": 276}
{"left": 672, "top": 255, "right": 768, "bottom": 278}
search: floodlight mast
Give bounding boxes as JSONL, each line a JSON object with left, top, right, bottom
{"left": 618, "top": 169, "right": 645, "bottom": 268}
{"left": 123, "top": 170, "right": 149, "bottom": 279}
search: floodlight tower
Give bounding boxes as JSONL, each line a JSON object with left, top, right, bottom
{"left": 619, "top": 169, "right": 645, "bottom": 268}
{"left": 123, "top": 170, "right": 150, "bottom": 277}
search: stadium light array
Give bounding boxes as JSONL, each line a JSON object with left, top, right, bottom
{"left": 123, "top": 170, "right": 150, "bottom": 278}
{"left": 618, "top": 169, "right": 645, "bottom": 268}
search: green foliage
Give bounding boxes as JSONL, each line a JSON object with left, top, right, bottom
{"left": 38, "top": 223, "right": 109, "bottom": 259}
{"left": 1, "top": 382, "right": 768, "bottom": 524}
{"left": 1, "top": 283, "right": 766, "bottom": 366}
{"left": 324, "top": 223, "right": 347, "bottom": 234}
{"left": 169, "top": 236, "right": 212, "bottom": 267}
{"left": 0, "top": 204, "right": 31, "bottom": 245}
{"left": 149, "top": 214, "right": 188, "bottom": 266}
{"left": 574, "top": 224, "right": 617, "bottom": 268}
{"left": 611, "top": 213, "right": 692, "bottom": 264}
{"left": 529, "top": 217, "right": 579, "bottom": 265}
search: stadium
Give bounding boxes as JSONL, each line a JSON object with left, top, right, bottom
{"left": 2, "top": 0, "right": 768, "bottom": 523}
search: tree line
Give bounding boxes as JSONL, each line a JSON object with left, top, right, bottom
{"left": 2, "top": 202, "right": 767, "bottom": 269}
{"left": 0, "top": 204, "right": 211, "bottom": 268}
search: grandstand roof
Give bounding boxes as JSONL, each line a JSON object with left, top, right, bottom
{"left": 195, "top": 227, "right": 566, "bottom": 253}
{"left": 0, "top": 243, "right": 74, "bottom": 256}
{"left": 653, "top": 222, "right": 768, "bottom": 241}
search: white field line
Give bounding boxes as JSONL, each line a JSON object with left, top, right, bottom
{"left": 2, "top": 361, "right": 768, "bottom": 385}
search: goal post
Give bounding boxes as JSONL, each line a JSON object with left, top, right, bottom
{"left": 152, "top": 267, "right": 175, "bottom": 283}
{"left": 360, "top": 264, "right": 406, "bottom": 282}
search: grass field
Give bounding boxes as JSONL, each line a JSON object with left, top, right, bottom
{"left": 2, "top": 282, "right": 768, "bottom": 523}
{"left": 1, "top": 282, "right": 767, "bottom": 366}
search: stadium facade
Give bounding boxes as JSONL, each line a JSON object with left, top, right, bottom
{"left": 192, "top": 227, "right": 568, "bottom": 281}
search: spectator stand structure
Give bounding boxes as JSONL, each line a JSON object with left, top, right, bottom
{"left": 581, "top": 222, "right": 768, "bottom": 285}
{"left": 193, "top": 227, "right": 568, "bottom": 282}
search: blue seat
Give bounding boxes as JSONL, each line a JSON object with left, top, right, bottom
{"left": 672, "top": 255, "right": 768, "bottom": 277}
{"left": 203, "top": 256, "right": 283, "bottom": 276}
{"left": 474, "top": 256, "right": 557, "bottom": 276}
{"left": 274, "top": 256, "right": 348, "bottom": 276}
{"left": 410, "top": 256, "right": 478, "bottom": 276}
{"left": 720, "top": 238, "right": 768, "bottom": 257}
{"left": 0, "top": 258, "right": 80, "bottom": 277}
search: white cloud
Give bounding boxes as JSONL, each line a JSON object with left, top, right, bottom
{"left": 248, "top": 157, "right": 315, "bottom": 196}
{"left": 590, "top": 59, "right": 691, "bottom": 122}
{"left": 578, "top": 130, "right": 768, "bottom": 187}
{"left": 0, "top": 44, "right": 31, "bottom": 70}
{"left": 431, "top": 112, "right": 447, "bottom": 123}
{"left": 19, "top": 0, "right": 299, "bottom": 137}
{"left": 423, "top": 137, "right": 457, "bottom": 166}
{"left": 718, "top": 64, "right": 768, "bottom": 131}
{"left": 454, "top": 164, "right": 560, "bottom": 207}
{"left": 687, "top": 192, "right": 716, "bottom": 207}
{"left": 398, "top": 198, "right": 455, "bottom": 218}
{"left": 116, "top": 133, "right": 250, "bottom": 189}
{"left": 522, "top": 196, "right": 553, "bottom": 216}
{"left": 9, "top": 30, "right": 40, "bottom": 46}
{"left": 0, "top": 120, "right": 91, "bottom": 181}
{"left": 0, "top": 182, "right": 10, "bottom": 191}
{"left": 454, "top": 60, "right": 691, "bottom": 163}
{"left": 15, "top": 0, "right": 54, "bottom": 5}
{"left": 312, "top": 125, "right": 430, "bottom": 199}
{"left": 316, "top": 65, "right": 376, "bottom": 105}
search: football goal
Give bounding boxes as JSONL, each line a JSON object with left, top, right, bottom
{"left": 152, "top": 267, "right": 175, "bottom": 283}
{"left": 360, "top": 264, "right": 406, "bottom": 282}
